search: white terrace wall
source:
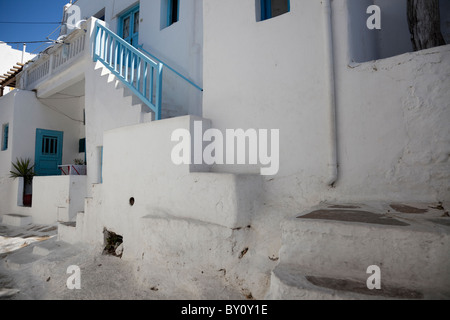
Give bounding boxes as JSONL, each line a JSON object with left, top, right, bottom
{"left": 203, "top": 0, "right": 334, "bottom": 211}
{"left": 0, "top": 92, "right": 15, "bottom": 177}
{"left": 0, "top": 90, "right": 85, "bottom": 219}
{"left": 71, "top": 0, "right": 203, "bottom": 116}
{"left": 348, "top": 0, "right": 450, "bottom": 63}
{"left": 202, "top": 0, "right": 450, "bottom": 212}
{"left": 332, "top": 0, "right": 450, "bottom": 203}
{"left": 0, "top": 43, "right": 35, "bottom": 95}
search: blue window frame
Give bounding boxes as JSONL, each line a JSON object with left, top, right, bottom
{"left": 118, "top": 4, "right": 140, "bottom": 48}
{"left": 168, "top": 0, "right": 180, "bottom": 26}
{"left": 260, "top": 0, "right": 290, "bottom": 21}
{"left": 1, "top": 123, "right": 8, "bottom": 151}
{"left": 162, "top": 0, "right": 179, "bottom": 29}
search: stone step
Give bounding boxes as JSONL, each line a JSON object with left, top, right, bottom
{"left": 278, "top": 203, "right": 450, "bottom": 292}
{"left": 32, "top": 238, "right": 60, "bottom": 256}
{"left": 3, "top": 249, "right": 39, "bottom": 271}
{"left": 266, "top": 264, "right": 448, "bottom": 300}
{"left": 57, "top": 221, "right": 78, "bottom": 244}
{"left": 124, "top": 214, "right": 250, "bottom": 271}
{"left": 1, "top": 214, "right": 32, "bottom": 227}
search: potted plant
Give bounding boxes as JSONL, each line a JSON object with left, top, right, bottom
{"left": 9, "top": 158, "right": 35, "bottom": 207}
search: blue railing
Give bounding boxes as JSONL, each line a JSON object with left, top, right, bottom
{"left": 93, "top": 21, "right": 163, "bottom": 120}
{"left": 138, "top": 46, "right": 203, "bottom": 92}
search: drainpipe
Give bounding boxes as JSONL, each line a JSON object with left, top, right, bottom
{"left": 322, "top": 0, "right": 338, "bottom": 187}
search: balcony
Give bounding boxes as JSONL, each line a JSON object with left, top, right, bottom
{"left": 16, "top": 19, "right": 94, "bottom": 98}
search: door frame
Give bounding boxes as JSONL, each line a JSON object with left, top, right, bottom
{"left": 35, "top": 128, "right": 64, "bottom": 176}
{"left": 118, "top": 4, "right": 140, "bottom": 48}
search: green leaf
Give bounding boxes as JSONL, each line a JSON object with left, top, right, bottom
{"left": 9, "top": 157, "right": 35, "bottom": 185}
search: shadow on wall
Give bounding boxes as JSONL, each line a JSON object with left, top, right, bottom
{"left": 348, "top": 0, "right": 449, "bottom": 63}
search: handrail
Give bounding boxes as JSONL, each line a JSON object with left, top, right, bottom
{"left": 93, "top": 21, "right": 163, "bottom": 120}
{"left": 138, "top": 46, "right": 203, "bottom": 92}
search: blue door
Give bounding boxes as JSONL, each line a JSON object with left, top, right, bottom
{"left": 119, "top": 5, "right": 140, "bottom": 48}
{"left": 35, "top": 129, "right": 63, "bottom": 176}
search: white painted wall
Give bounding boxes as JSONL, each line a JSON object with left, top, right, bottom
{"left": 44, "top": 1, "right": 449, "bottom": 298}
{"left": 0, "top": 92, "right": 15, "bottom": 177}
{"left": 0, "top": 43, "right": 35, "bottom": 95}
{"left": 31, "top": 175, "right": 86, "bottom": 224}
{"left": 10, "top": 90, "right": 84, "bottom": 167}
{"left": 348, "top": 0, "right": 450, "bottom": 63}
{"left": 0, "top": 89, "right": 85, "bottom": 220}
{"left": 68, "top": 0, "right": 203, "bottom": 116}
{"left": 203, "top": 0, "right": 332, "bottom": 209}
{"left": 203, "top": 0, "right": 450, "bottom": 207}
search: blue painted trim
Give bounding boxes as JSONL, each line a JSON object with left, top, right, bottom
{"left": 261, "top": 0, "right": 271, "bottom": 20}
{"left": 118, "top": 4, "right": 140, "bottom": 47}
{"left": 138, "top": 46, "right": 203, "bottom": 92}
{"left": 167, "top": 0, "right": 180, "bottom": 26}
{"left": 1, "top": 123, "right": 8, "bottom": 151}
{"left": 34, "top": 129, "right": 63, "bottom": 176}
{"left": 94, "top": 21, "right": 163, "bottom": 120}
{"left": 260, "top": 0, "right": 290, "bottom": 21}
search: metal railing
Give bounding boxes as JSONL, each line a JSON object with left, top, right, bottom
{"left": 93, "top": 21, "right": 163, "bottom": 120}
{"left": 138, "top": 46, "right": 203, "bottom": 92}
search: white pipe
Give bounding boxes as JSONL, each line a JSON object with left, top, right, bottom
{"left": 322, "top": 0, "right": 338, "bottom": 187}
{"left": 21, "top": 43, "right": 26, "bottom": 63}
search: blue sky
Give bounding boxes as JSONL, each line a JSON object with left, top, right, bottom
{"left": 0, "top": 0, "right": 70, "bottom": 53}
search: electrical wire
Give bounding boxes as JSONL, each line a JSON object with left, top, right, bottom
{"left": 0, "top": 40, "right": 53, "bottom": 44}
{"left": 37, "top": 96, "right": 84, "bottom": 123}
{"left": 0, "top": 21, "right": 61, "bottom": 24}
{"left": 31, "top": 24, "right": 63, "bottom": 54}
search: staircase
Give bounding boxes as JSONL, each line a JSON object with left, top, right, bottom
{"left": 266, "top": 202, "right": 450, "bottom": 299}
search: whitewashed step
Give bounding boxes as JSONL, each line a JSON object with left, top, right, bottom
{"left": 266, "top": 264, "right": 436, "bottom": 300}
{"left": 3, "top": 251, "right": 39, "bottom": 271}
{"left": 57, "top": 221, "right": 77, "bottom": 244}
{"left": 279, "top": 203, "right": 450, "bottom": 293}
{"left": 126, "top": 214, "right": 251, "bottom": 271}
{"left": 2, "top": 214, "right": 32, "bottom": 227}
{"left": 32, "top": 238, "right": 60, "bottom": 256}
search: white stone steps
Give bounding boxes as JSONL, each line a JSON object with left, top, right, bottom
{"left": 32, "top": 239, "right": 60, "bottom": 257}
{"left": 266, "top": 264, "right": 432, "bottom": 300}
{"left": 3, "top": 247, "right": 39, "bottom": 271}
{"left": 126, "top": 214, "right": 250, "bottom": 271}
{"left": 269, "top": 205, "right": 450, "bottom": 299}
{"left": 1, "top": 214, "right": 32, "bottom": 227}
{"left": 57, "top": 221, "right": 77, "bottom": 244}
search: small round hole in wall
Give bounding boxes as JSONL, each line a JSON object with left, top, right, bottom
{"left": 129, "top": 197, "right": 135, "bottom": 206}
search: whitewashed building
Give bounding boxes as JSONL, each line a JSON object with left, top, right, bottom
{"left": 0, "top": 0, "right": 449, "bottom": 299}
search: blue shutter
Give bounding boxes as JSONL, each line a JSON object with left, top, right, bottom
{"left": 2, "top": 124, "right": 8, "bottom": 151}
{"left": 261, "top": 0, "right": 272, "bottom": 21}
{"left": 168, "top": 0, "right": 180, "bottom": 26}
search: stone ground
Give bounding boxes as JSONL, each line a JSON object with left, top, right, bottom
{"left": 1, "top": 201, "right": 449, "bottom": 300}
{"left": 0, "top": 223, "right": 244, "bottom": 300}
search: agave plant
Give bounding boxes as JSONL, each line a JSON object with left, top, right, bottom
{"left": 10, "top": 158, "right": 35, "bottom": 185}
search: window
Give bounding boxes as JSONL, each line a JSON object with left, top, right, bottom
{"left": 1, "top": 123, "right": 8, "bottom": 151}
{"left": 258, "top": 0, "right": 290, "bottom": 21}
{"left": 94, "top": 8, "right": 105, "bottom": 21}
{"left": 161, "top": 0, "right": 179, "bottom": 29}
{"left": 119, "top": 5, "right": 140, "bottom": 47}
{"left": 79, "top": 138, "right": 86, "bottom": 153}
